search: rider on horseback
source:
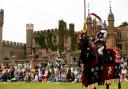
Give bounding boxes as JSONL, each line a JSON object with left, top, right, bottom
{"left": 94, "top": 29, "right": 108, "bottom": 65}
{"left": 95, "top": 29, "right": 108, "bottom": 56}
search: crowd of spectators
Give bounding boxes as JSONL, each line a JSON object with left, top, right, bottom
{"left": 0, "top": 61, "right": 82, "bottom": 83}
{"left": 0, "top": 56, "right": 128, "bottom": 83}
{"left": 120, "top": 57, "right": 128, "bottom": 81}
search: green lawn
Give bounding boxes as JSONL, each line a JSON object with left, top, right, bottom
{"left": 0, "top": 82, "right": 127, "bottom": 89}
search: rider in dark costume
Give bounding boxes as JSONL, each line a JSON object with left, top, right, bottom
{"left": 95, "top": 29, "right": 108, "bottom": 60}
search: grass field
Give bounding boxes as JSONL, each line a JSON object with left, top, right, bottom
{"left": 0, "top": 82, "right": 127, "bottom": 89}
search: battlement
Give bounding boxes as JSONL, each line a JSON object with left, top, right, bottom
{"left": 49, "top": 28, "right": 58, "bottom": 32}
{"left": 26, "top": 23, "right": 34, "bottom": 30}
{"left": 2, "top": 40, "right": 26, "bottom": 48}
{"left": 33, "top": 28, "right": 58, "bottom": 36}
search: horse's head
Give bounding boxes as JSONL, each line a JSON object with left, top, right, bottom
{"left": 80, "top": 33, "right": 90, "bottom": 51}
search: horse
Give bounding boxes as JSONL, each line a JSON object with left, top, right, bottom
{"left": 79, "top": 33, "right": 121, "bottom": 89}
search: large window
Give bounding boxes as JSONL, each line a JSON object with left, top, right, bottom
{"left": 53, "top": 36, "right": 57, "bottom": 43}
{"left": 117, "top": 44, "right": 122, "bottom": 50}
{"left": 118, "top": 32, "right": 121, "bottom": 40}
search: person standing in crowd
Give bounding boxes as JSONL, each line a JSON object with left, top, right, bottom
{"left": 41, "top": 66, "right": 49, "bottom": 82}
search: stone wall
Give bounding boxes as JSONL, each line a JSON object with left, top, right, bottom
{"left": 2, "top": 40, "right": 26, "bottom": 60}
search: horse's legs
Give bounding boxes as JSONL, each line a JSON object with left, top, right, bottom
{"left": 106, "top": 84, "right": 109, "bottom": 89}
{"left": 106, "top": 80, "right": 110, "bottom": 89}
{"left": 118, "top": 79, "right": 121, "bottom": 89}
{"left": 88, "top": 84, "right": 96, "bottom": 89}
{"left": 92, "top": 84, "right": 97, "bottom": 89}
{"left": 93, "top": 86, "right": 96, "bottom": 89}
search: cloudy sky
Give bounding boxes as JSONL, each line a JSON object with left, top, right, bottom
{"left": 0, "top": 0, "right": 128, "bottom": 43}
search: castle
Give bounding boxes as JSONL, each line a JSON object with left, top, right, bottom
{"left": 25, "top": 20, "right": 76, "bottom": 65}
{"left": 0, "top": 6, "right": 128, "bottom": 65}
{"left": 0, "top": 9, "right": 77, "bottom": 65}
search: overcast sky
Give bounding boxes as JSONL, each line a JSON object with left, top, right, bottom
{"left": 0, "top": 0, "right": 128, "bottom": 43}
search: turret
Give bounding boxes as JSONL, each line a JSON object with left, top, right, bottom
{"left": 26, "top": 23, "right": 34, "bottom": 58}
{"left": 108, "top": 1, "right": 114, "bottom": 28}
{"left": 106, "top": 1, "right": 116, "bottom": 48}
{"left": 86, "top": 15, "right": 92, "bottom": 36}
{"left": 58, "top": 20, "right": 65, "bottom": 53}
{"left": 92, "top": 18, "right": 97, "bottom": 35}
{"left": 103, "top": 20, "right": 107, "bottom": 29}
{"left": 0, "top": 9, "right": 4, "bottom": 60}
{"left": 69, "top": 23, "right": 75, "bottom": 50}
{"left": 86, "top": 4, "right": 92, "bottom": 36}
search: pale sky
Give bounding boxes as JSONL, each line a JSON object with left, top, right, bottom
{"left": 0, "top": 0, "right": 128, "bottom": 43}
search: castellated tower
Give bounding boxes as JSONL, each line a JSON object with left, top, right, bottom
{"left": 0, "top": 9, "right": 4, "bottom": 60}
{"left": 58, "top": 20, "right": 65, "bottom": 53}
{"left": 106, "top": 5, "right": 116, "bottom": 48}
{"left": 86, "top": 15, "right": 92, "bottom": 36}
{"left": 26, "top": 23, "right": 33, "bottom": 58}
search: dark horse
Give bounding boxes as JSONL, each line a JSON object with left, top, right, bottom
{"left": 79, "top": 33, "right": 121, "bottom": 89}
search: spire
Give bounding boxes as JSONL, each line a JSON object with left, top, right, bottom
{"left": 108, "top": 0, "right": 114, "bottom": 20}
{"left": 108, "top": 0, "right": 114, "bottom": 28}
{"left": 109, "top": 0, "right": 113, "bottom": 15}
{"left": 103, "top": 20, "right": 107, "bottom": 29}
{"left": 109, "top": 0, "right": 112, "bottom": 12}
{"left": 88, "top": 3, "right": 90, "bottom": 15}
{"left": 87, "top": 3, "right": 92, "bottom": 21}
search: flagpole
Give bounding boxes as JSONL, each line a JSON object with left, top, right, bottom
{"left": 84, "top": 0, "right": 86, "bottom": 20}
{"left": 84, "top": 0, "right": 86, "bottom": 31}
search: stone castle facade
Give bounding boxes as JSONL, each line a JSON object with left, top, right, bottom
{"left": 26, "top": 20, "right": 76, "bottom": 64}
{"left": 0, "top": 9, "right": 77, "bottom": 64}
{"left": 0, "top": 7, "right": 128, "bottom": 64}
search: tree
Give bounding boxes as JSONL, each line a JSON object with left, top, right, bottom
{"left": 119, "top": 21, "right": 128, "bottom": 27}
{"left": 47, "top": 31, "right": 57, "bottom": 51}
{"left": 120, "top": 50, "right": 126, "bottom": 58}
{"left": 38, "top": 34, "right": 46, "bottom": 49}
